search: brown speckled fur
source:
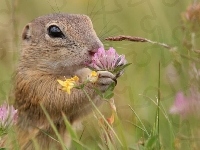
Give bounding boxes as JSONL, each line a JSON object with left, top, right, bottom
{"left": 14, "top": 13, "right": 115, "bottom": 150}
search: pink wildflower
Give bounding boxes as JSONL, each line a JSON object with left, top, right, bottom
{"left": 170, "top": 92, "right": 190, "bottom": 118}
{"left": 88, "top": 47, "right": 127, "bottom": 73}
{"left": 0, "top": 103, "right": 18, "bottom": 128}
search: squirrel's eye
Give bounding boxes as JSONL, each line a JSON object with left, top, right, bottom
{"left": 48, "top": 25, "right": 65, "bottom": 38}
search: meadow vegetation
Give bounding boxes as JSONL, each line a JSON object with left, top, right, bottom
{"left": 0, "top": 0, "right": 199, "bottom": 149}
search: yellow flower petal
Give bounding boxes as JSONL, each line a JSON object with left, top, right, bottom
{"left": 57, "top": 76, "right": 79, "bottom": 94}
{"left": 72, "top": 76, "right": 79, "bottom": 82}
{"left": 57, "top": 79, "right": 66, "bottom": 87}
{"left": 91, "top": 71, "right": 98, "bottom": 77}
{"left": 62, "top": 87, "right": 70, "bottom": 94}
{"left": 88, "top": 71, "right": 98, "bottom": 83}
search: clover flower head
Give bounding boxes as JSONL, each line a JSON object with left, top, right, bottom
{"left": 0, "top": 103, "right": 18, "bottom": 129}
{"left": 88, "top": 47, "right": 127, "bottom": 73}
{"left": 182, "top": 3, "right": 200, "bottom": 32}
{"left": 57, "top": 76, "right": 79, "bottom": 94}
{"left": 170, "top": 92, "right": 189, "bottom": 117}
{"left": 184, "top": 3, "right": 200, "bottom": 22}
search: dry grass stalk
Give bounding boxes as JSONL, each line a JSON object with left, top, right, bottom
{"left": 105, "top": 35, "right": 172, "bottom": 49}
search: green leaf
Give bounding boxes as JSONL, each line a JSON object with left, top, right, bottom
{"left": 93, "top": 82, "right": 116, "bottom": 99}
{"left": 113, "top": 63, "right": 132, "bottom": 74}
{"left": 103, "top": 91, "right": 114, "bottom": 99}
{"left": 107, "top": 82, "right": 116, "bottom": 92}
{"left": 102, "top": 82, "right": 116, "bottom": 99}
{"left": 94, "top": 88, "right": 103, "bottom": 98}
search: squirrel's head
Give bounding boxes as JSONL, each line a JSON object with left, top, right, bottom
{"left": 20, "top": 13, "right": 103, "bottom": 75}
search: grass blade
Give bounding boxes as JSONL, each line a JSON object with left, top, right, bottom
{"left": 40, "top": 104, "right": 67, "bottom": 150}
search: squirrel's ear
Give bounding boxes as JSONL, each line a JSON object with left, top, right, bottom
{"left": 22, "top": 23, "right": 31, "bottom": 41}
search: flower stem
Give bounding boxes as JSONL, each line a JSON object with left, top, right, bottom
{"left": 82, "top": 89, "right": 124, "bottom": 147}
{"left": 128, "top": 105, "right": 150, "bottom": 137}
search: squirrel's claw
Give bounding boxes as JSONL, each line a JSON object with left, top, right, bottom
{"left": 96, "top": 71, "right": 116, "bottom": 93}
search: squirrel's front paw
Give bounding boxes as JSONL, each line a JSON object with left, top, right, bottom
{"left": 96, "top": 71, "right": 116, "bottom": 93}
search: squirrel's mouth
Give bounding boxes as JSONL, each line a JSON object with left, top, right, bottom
{"left": 89, "top": 51, "right": 96, "bottom": 56}
{"left": 81, "top": 48, "right": 99, "bottom": 67}
{"left": 86, "top": 50, "right": 96, "bottom": 64}
{"left": 83, "top": 59, "right": 92, "bottom": 67}
{"left": 82, "top": 53, "right": 94, "bottom": 67}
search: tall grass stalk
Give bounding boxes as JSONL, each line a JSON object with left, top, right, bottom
{"left": 128, "top": 105, "right": 150, "bottom": 137}
{"left": 40, "top": 104, "right": 67, "bottom": 150}
{"left": 31, "top": 138, "right": 40, "bottom": 150}
{"left": 155, "top": 61, "right": 161, "bottom": 149}
{"left": 82, "top": 89, "right": 125, "bottom": 148}
{"left": 98, "top": 120, "right": 116, "bottom": 150}
{"left": 140, "top": 94, "right": 175, "bottom": 136}
{"left": 125, "top": 120, "right": 150, "bottom": 134}
{"left": 62, "top": 113, "right": 90, "bottom": 150}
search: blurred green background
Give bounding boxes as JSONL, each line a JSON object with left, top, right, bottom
{"left": 0, "top": 0, "right": 197, "bottom": 149}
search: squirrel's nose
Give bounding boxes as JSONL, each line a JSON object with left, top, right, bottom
{"left": 88, "top": 40, "right": 103, "bottom": 55}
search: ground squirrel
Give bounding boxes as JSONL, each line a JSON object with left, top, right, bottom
{"left": 14, "top": 13, "right": 117, "bottom": 149}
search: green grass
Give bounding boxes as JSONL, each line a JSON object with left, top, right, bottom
{"left": 0, "top": 0, "right": 200, "bottom": 149}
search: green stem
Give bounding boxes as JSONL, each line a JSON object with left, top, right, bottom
{"left": 125, "top": 120, "right": 149, "bottom": 133}
{"left": 40, "top": 104, "right": 67, "bottom": 150}
{"left": 82, "top": 89, "right": 124, "bottom": 147}
{"left": 156, "top": 61, "right": 161, "bottom": 149}
{"left": 128, "top": 105, "right": 150, "bottom": 137}
{"left": 140, "top": 94, "right": 175, "bottom": 137}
